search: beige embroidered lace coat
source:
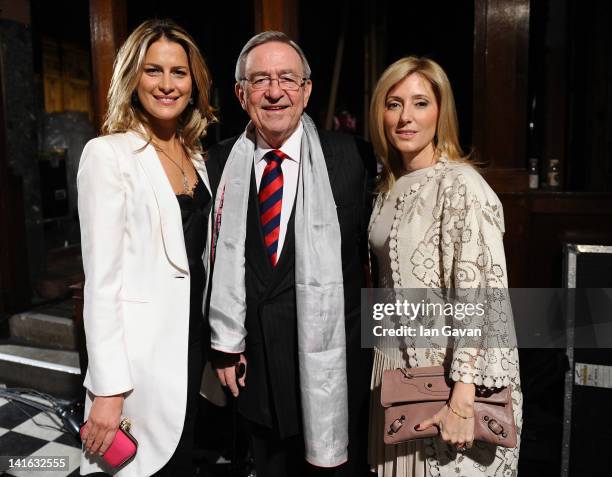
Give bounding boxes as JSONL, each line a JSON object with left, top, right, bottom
{"left": 368, "top": 158, "right": 522, "bottom": 477}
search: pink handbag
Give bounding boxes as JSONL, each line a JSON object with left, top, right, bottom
{"left": 381, "top": 366, "right": 518, "bottom": 448}
{"left": 80, "top": 417, "right": 138, "bottom": 469}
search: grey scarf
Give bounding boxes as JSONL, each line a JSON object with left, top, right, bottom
{"left": 208, "top": 114, "right": 348, "bottom": 466}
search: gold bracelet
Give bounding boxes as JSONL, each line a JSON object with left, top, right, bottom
{"left": 446, "top": 402, "right": 474, "bottom": 419}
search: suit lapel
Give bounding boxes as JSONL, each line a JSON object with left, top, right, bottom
{"left": 318, "top": 131, "right": 338, "bottom": 193}
{"left": 246, "top": 171, "right": 273, "bottom": 284}
{"left": 191, "top": 155, "right": 212, "bottom": 196}
{"left": 264, "top": 203, "right": 295, "bottom": 298}
{"left": 129, "top": 132, "right": 189, "bottom": 273}
{"left": 192, "top": 154, "right": 213, "bottom": 283}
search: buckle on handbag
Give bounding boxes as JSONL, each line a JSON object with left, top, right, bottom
{"left": 483, "top": 416, "right": 505, "bottom": 436}
{"left": 399, "top": 368, "right": 414, "bottom": 379}
{"left": 388, "top": 415, "right": 406, "bottom": 435}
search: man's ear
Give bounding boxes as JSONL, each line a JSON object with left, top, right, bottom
{"left": 235, "top": 82, "right": 247, "bottom": 111}
{"left": 303, "top": 79, "right": 313, "bottom": 108}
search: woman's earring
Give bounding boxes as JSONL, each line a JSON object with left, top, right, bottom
{"left": 189, "top": 96, "right": 194, "bottom": 105}
{"left": 131, "top": 92, "right": 139, "bottom": 104}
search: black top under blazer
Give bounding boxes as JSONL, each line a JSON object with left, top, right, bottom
{"left": 206, "top": 129, "right": 376, "bottom": 441}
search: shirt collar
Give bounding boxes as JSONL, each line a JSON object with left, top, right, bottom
{"left": 255, "top": 121, "right": 303, "bottom": 164}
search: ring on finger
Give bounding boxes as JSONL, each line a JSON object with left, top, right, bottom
{"left": 456, "top": 444, "right": 468, "bottom": 453}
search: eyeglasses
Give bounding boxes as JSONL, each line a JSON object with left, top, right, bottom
{"left": 241, "top": 74, "right": 308, "bottom": 91}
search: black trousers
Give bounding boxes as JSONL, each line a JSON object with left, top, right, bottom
{"left": 152, "top": 337, "right": 203, "bottom": 477}
{"left": 246, "top": 420, "right": 344, "bottom": 477}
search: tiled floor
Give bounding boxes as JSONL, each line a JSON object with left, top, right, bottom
{"left": 0, "top": 397, "right": 81, "bottom": 476}
{"left": 0, "top": 392, "right": 253, "bottom": 476}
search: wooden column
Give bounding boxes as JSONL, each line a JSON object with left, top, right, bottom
{"left": 89, "top": 0, "right": 127, "bottom": 132}
{"left": 472, "top": 0, "right": 530, "bottom": 192}
{"left": 254, "top": 0, "right": 298, "bottom": 39}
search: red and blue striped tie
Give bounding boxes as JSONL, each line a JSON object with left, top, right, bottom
{"left": 259, "top": 149, "right": 286, "bottom": 266}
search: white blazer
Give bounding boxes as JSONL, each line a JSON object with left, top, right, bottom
{"left": 77, "top": 131, "right": 211, "bottom": 476}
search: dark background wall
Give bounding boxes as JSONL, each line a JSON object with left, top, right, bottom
{"left": 297, "top": 1, "right": 473, "bottom": 152}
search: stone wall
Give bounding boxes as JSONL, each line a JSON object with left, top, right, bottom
{"left": 0, "top": 18, "right": 44, "bottom": 285}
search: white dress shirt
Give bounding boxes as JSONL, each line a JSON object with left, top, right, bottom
{"left": 254, "top": 122, "right": 303, "bottom": 258}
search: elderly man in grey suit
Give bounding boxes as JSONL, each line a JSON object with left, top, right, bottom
{"left": 206, "top": 31, "right": 375, "bottom": 477}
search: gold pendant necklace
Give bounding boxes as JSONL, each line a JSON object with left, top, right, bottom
{"left": 154, "top": 142, "right": 190, "bottom": 195}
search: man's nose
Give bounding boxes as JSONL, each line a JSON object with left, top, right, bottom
{"left": 265, "top": 78, "right": 284, "bottom": 100}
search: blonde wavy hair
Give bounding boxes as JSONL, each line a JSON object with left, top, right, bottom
{"left": 102, "top": 19, "right": 216, "bottom": 155}
{"left": 369, "top": 56, "right": 468, "bottom": 193}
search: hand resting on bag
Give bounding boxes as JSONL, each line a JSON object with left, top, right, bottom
{"left": 81, "top": 394, "right": 125, "bottom": 455}
{"left": 416, "top": 381, "right": 475, "bottom": 450}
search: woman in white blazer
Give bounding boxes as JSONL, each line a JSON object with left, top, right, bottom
{"left": 78, "top": 19, "right": 216, "bottom": 476}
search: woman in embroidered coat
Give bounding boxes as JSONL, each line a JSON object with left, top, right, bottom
{"left": 367, "top": 56, "right": 522, "bottom": 477}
